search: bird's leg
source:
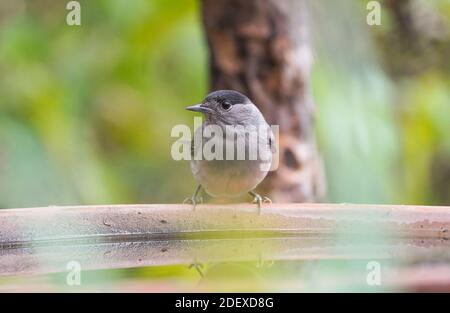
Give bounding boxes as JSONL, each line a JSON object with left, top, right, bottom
{"left": 249, "top": 190, "right": 262, "bottom": 214}
{"left": 249, "top": 190, "right": 272, "bottom": 214}
{"left": 183, "top": 184, "right": 203, "bottom": 211}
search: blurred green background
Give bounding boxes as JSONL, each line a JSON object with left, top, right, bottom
{"left": 0, "top": 0, "right": 448, "bottom": 209}
{"left": 0, "top": 0, "right": 449, "bottom": 293}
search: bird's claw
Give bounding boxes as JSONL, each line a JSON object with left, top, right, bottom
{"left": 250, "top": 192, "right": 271, "bottom": 215}
{"left": 183, "top": 196, "right": 202, "bottom": 210}
{"left": 251, "top": 194, "right": 263, "bottom": 205}
{"left": 262, "top": 196, "right": 272, "bottom": 204}
{"left": 256, "top": 258, "right": 275, "bottom": 269}
{"left": 184, "top": 185, "right": 203, "bottom": 211}
{"left": 251, "top": 194, "right": 263, "bottom": 214}
{"left": 188, "top": 258, "right": 204, "bottom": 277}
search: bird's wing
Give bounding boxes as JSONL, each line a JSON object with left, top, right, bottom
{"left": 268, "top": 126, "right": 279, "bottom": 171}
{"left": 268, "top": 127, "right": 277, "bottom": 154}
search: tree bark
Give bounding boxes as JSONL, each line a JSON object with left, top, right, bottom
{"left": 201, "top": 0, "right": 325, "bottom": 202}
{"left": 381, "top": 0, "right": 450, "bottom": 77}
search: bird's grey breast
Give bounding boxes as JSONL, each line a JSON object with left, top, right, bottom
{"left": 190, "top": 121, "right": 272, "bottom": 197}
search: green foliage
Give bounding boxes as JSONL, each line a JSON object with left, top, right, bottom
{"left": 0, "top": 0, "right": 207, "bottom": 207}
{"left": 1, "top": 0, "right": 448, "bottom": 208}
{"left": 311, "top": 0, "right": 450, "bottom": 205}
{"left": 0, "top": 0, "right": 448, "bottom": 292}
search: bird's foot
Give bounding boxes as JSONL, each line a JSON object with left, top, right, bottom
{"left": 256, "top": 256, "right": 275, "bottom": 269}
{"left": 188, "top": 258, "right": 204, "bottom": 277}
{"left": 262, "top": 196, "right": 272, "bottom": 204}
{"left": 183, "top": 185, "right": 203, "bottom": 211}
{"left": 249, "top": 191, "right": 271, "bottom": 215}
{"left": 183, "top": 196, "right": 203, "bottom": 211}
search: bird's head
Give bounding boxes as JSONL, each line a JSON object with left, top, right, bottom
{"left": 186, "top": 90, "right": 262, "bottom": 126}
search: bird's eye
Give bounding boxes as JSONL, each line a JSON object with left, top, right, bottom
{"left": 221, "top": 102, "right": 232, "bottom": 111}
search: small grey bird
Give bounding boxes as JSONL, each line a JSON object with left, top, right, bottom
{"left": 184, "top": 90, "right": 274, "bottom": 212}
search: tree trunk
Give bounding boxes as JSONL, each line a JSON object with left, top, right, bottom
{"left": 201, "top": 0, "right": 325, "bottom": 202}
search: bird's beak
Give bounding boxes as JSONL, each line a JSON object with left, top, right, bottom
{"left": 185, "top": 104, "right": 213, "bottom": 114}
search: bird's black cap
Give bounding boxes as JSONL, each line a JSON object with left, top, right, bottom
{"left": 204, "top": 90, "right": 251, "bottom": 106}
